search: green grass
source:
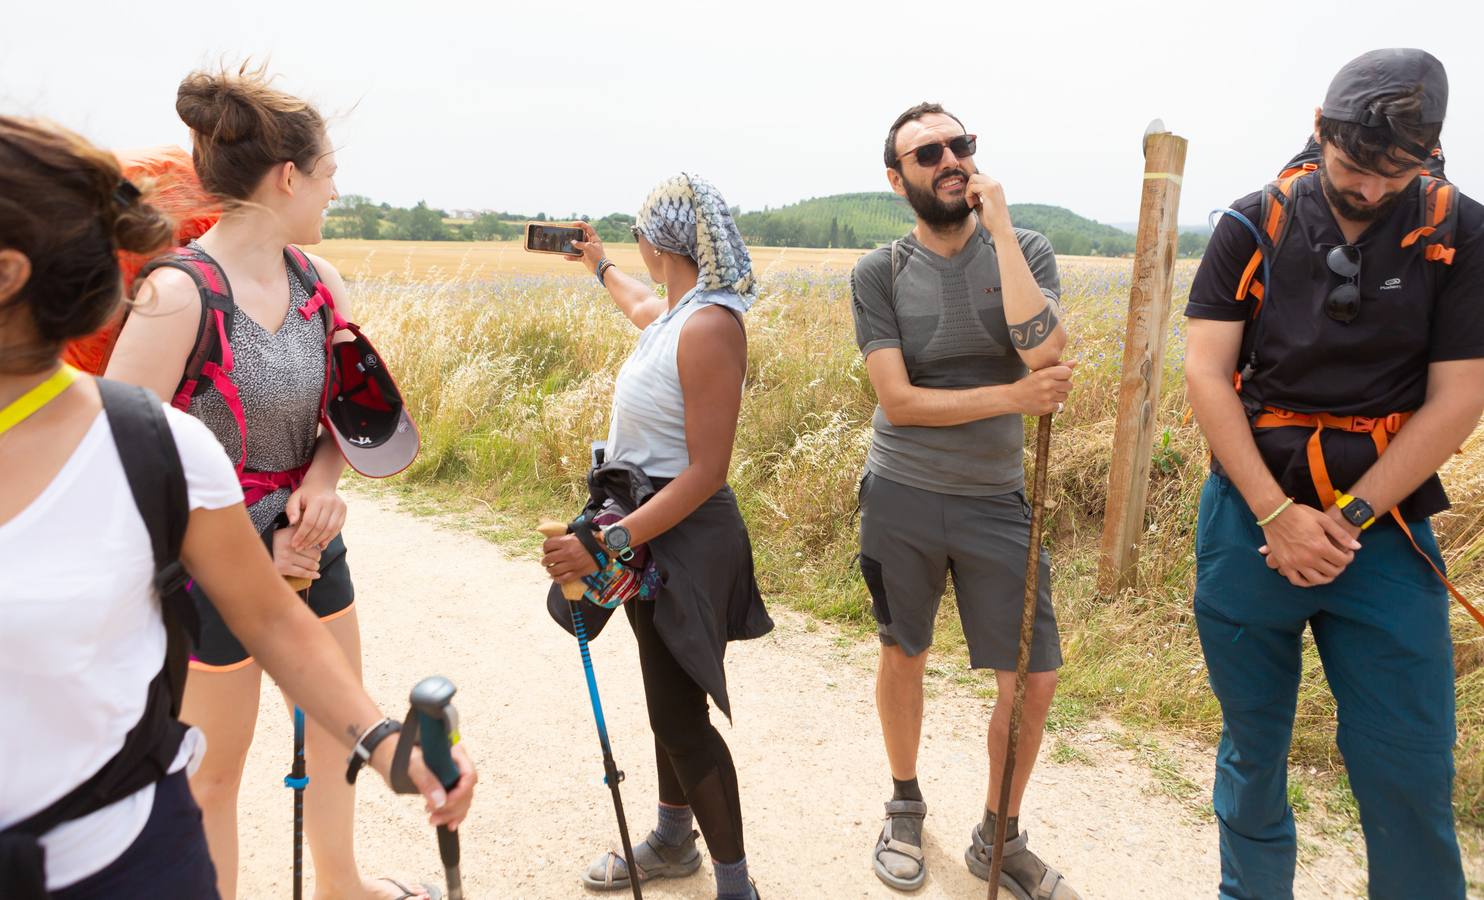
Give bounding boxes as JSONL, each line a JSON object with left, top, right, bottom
{"left": 353, "top": 258, "right": 1484, "bottom": 830}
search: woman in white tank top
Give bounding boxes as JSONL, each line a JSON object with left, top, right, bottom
{"left": 541, "top": 174, "right": 772, "bottom": 900}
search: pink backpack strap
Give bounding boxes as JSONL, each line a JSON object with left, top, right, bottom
{"left": 137, "top": 246, "right": 247, "bottom": 474}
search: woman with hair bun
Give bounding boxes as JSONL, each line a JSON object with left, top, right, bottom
{"left": 0, "top": 117, "right": 473, "bottom": 899}
{"left": 107, "top": 65, "right": 444, "bottom": 899}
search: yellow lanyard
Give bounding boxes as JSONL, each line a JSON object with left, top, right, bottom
{"left": 0, "top": 364, "right": 81, "bottom": 438}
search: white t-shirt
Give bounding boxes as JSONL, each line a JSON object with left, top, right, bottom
{"left": 0, "top": 403, "right": 242, "bottom": 890}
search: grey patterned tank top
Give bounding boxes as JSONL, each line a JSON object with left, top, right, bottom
{"left": 186, "top": 243, "right": 326, "bottom": 534}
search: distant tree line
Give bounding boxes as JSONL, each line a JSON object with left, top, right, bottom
{"left": 324, "top": 195, "right": 638, "bottom": 244}
{"left": 324, "top": 193, "right": 1208, "bottom": 257}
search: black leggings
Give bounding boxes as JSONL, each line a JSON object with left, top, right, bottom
{"left": 625, "top": 599, "right": 745, "bottom": 863}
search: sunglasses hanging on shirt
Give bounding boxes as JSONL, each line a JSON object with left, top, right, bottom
{"left": 1325, "top": 244, "right": 1362, "bottom": 324}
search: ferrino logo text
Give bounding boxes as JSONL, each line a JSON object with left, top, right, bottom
{"left": 1381, "top": 277, "right": 1402, "bottom": 291}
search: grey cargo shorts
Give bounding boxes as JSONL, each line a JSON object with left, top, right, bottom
{"left": 858, "top": 470, "right": 1062, "bottom": 671}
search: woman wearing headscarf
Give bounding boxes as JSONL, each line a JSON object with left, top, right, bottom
{"left": 543, "top": 174, "right": 772, "bottom": 899}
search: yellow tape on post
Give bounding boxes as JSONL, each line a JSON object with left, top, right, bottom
{"left": 1143, "top": 172, "right": 1184, "bottom": 185}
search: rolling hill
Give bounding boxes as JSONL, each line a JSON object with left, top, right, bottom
{"left": 732, "top": 192, "right": 1205, "bottom": 256}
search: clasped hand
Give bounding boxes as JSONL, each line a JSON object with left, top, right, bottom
{"left": 1260, "top": 504, "right": 1362, "bottom": 587}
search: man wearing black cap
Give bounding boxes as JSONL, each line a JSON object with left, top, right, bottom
{"left": 1183, "top": 49, "right": 1482, "bottom": 898}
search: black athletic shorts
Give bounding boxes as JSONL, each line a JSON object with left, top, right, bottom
{"left": 188, "top": 532, "right": 355, "bottom": 671}
{"left": 858, "top": 471, "right": 1061, "bottom": 671}
{"left": 50, "top": 771, "right": 218, "bottom": 898}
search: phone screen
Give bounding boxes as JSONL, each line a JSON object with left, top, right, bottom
{"left": 525, "top": 224, "right": 583, "bottom": 255}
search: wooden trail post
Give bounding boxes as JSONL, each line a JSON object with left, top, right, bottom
{"left": 1097, "top": 123, "right": 1188, "bottom": 595}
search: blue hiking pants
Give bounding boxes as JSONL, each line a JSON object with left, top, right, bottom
{"left": 1193, "top": 474, "right": 1463, "bottom": 900}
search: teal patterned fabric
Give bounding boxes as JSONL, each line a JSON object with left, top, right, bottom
{"left": 635, "top": 173, "right": 757, "bottom": 312}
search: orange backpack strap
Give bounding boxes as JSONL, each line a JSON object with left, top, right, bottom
{"left": 1369, "top": 426, "right": 1484, "bottom": 630}
{"left": 1254, "top": 407, "right": 1484, "bottom": 630}
{"left": 1234, "top": 166, "right": 1316, "bottom": 309}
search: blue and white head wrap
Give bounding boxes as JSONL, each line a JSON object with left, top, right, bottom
{"left": 635, "top": 173, "right": 757, "bottom": 313}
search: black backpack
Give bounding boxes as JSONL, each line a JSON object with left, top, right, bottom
{"left": 0, "top": 380, "right": 198, "bottom": 897}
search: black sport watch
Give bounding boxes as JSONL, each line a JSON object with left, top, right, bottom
{"left": 602, "top": 524, "right": 635, "bottom": 562}
{"left": 1337, "top": 494, "right": 1376, "bottom": 530}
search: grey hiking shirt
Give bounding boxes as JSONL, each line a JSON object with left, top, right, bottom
{"left": 850, "top": 224, "right": 1060, "bottom": 496}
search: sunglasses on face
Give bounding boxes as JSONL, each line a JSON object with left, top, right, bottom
{"left": 897, "top": 134, "right": 977, "bottom": 168}
{"left": 630, "top": 224, "right": 643, "bottom": 241}
{"left": 1325, "top": 244, "right": 1362, "bottom": 324}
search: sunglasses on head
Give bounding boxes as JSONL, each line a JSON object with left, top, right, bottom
{"left": 629, "top": 224, "right": 643, "bottom": 241}
{"left": 897, "top": 134, "right": 977, "bottom": 168}
{"left": 1325, "top": 244, "right": 1362, "bottom": 324}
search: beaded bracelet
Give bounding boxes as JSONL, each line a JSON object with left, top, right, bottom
{"left": 1256, "top": 497, "right": 1294, "bottom": 527}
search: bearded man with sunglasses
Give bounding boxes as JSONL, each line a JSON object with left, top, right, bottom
{"left": 850, "top": 101, "right": 1080, "bottom": 897}
{"left": 1185, "top": 49, "right": 1484, "bottom": 899}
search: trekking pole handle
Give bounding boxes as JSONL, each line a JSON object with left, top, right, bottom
{"left": 538, "top": 519, "right": 587, "bottom": 601}
{"left": 409, "top": 676, "right": 461, "bottom": 789}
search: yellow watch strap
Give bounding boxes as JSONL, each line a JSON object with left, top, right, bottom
{"left": 1334, "top": 491, "right": 1377, "bottom": 530}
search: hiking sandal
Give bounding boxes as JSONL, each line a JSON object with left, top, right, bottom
{"left": 580, "top": 829, "right": 702, "bottom": 891}
{"left": 965, "top": 826, "right": 1082, "bottom": 900}
{"left": 872, "top": 799, "right": 928, "bottom": 891}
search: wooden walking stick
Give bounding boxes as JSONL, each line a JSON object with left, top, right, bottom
{"left": 988, "top": 412, "right": 1054, "bottom": 899}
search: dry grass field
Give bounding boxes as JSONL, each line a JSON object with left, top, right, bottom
{"left": 332, "top": 242, "right": 1483, "bottom": 844}
{"left": 317, "top": 238, "right": 868, "bottom": 280}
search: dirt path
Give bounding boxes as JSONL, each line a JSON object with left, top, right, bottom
{"left": 230, "top": 493, "right": 1386, "bottom": 898}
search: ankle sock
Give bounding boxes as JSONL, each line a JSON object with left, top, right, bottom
{"left": 655, "top": 803, "right": 694, "bottom": 846}
{"left": 713, "top": 855, "right": 752, "bottom": 899}
{"left": 891, "top": 776, "right": 923, "bottom": 803}
{"left": 981, "top": 809, "right": 1019, "bottom": 843}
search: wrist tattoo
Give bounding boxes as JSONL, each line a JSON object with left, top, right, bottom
{"left": 347, "top": 723, "right": 360, "bottom": 741}
{"left": 1009, "top": 304, "right": 1059, "bottom": 350}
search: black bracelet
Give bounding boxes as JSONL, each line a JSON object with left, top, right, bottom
{"left": 345, "top": 718, "right": 402, "bottom": 784}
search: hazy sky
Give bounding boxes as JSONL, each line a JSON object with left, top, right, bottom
{"left": 5, "top": 1, "right": 1480, "bottom": 228}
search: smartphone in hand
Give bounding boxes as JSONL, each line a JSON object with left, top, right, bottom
{"left": 524, "top": 223, "right": 584, "bottom": 255}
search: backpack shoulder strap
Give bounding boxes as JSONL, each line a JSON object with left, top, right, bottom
{"left": 284, "top": 244, "right": 344, "bottom": 340}
{"left": 1235, "top": 166, "right": 1316, "bottom": 308}
{"left": 1401, "top": 175, "right": 1458, "bottom": 266}
{"left": 137, "top": 246, "right": 236, "bottom": 410}
{"left": 283, "top": 244, "right": 323, "bottom": 296}
{"left": 96, "top": 379, "right": 197, "bottom": 715}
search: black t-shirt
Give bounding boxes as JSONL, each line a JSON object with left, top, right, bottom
{"left": 1186, "top": 172, "right": 1484, "bottom": 517}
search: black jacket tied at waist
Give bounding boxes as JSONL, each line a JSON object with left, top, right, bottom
{"left": 547, "top": 461, "right": 772, "bottom": 719}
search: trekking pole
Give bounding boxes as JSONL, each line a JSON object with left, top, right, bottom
{"left": 988, "top": 413, "right": 1054, "bottom": 900}
{"left": 285, "top": 707, "right": 309, "bottom": 900}
{"left": 538, "top": 520, "right": 642, "bottom": 900}
{"left": 283, "top": 577, "right": 312, "bottom": 900}
{"left": 409, "top": 676, "right": 465, "bottom": 900}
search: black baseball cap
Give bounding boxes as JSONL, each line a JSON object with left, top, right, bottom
{"left": 322, "top": 325, "right": 420, "bottom": 478}
{"left": 1323, "top": 48, "right": 1448, "bottom": 127}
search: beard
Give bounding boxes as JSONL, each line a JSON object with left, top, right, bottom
{"left": 1318, "top": 157, "right": 1406, "bottom": 224}
{"left": 902, "top": 166, "right": 974, "bottom": 229}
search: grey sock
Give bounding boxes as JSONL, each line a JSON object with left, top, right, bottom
{"left": 714, "top": 855, "right": 752, "bottom": 899}
{"left": 980, "top": 809, "right": 1019, "bottom": 843}
{"left": 655, "top": 803, "right": 693, "bottom": 847}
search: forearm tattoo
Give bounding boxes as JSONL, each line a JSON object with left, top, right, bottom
{"left": 1009, "top": 304, "right": 1059, "bottom": 350}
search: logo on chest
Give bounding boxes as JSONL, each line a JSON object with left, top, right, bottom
{"left": 1380, "top": 277, "right": 1402, "bottom": 291}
